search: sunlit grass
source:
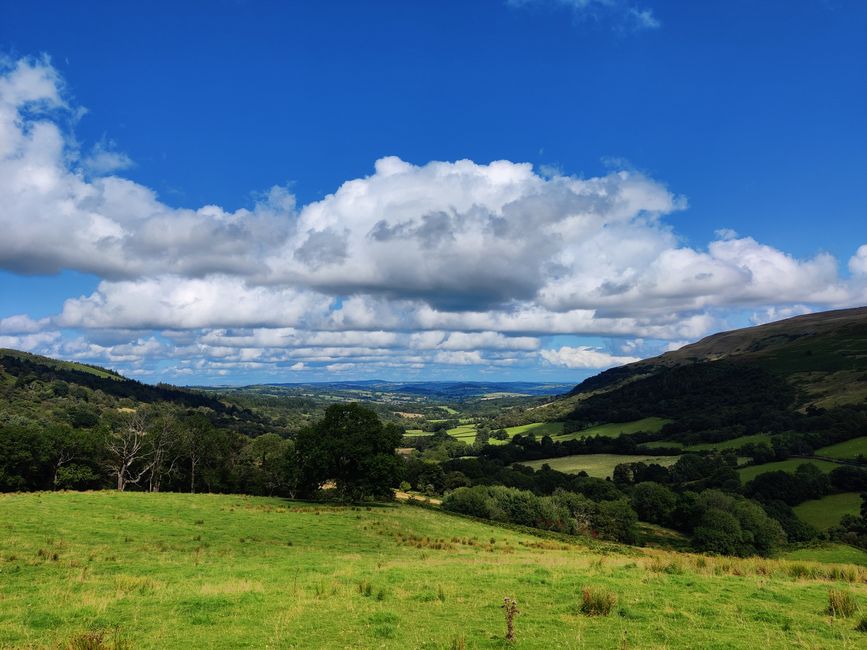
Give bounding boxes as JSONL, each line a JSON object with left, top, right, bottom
{"left": 1, "top": 491, "right": 865, "bottom": 648}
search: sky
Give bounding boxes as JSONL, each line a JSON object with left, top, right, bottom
{"left": 0, "top": 0, "right": 865, "bottom": 385}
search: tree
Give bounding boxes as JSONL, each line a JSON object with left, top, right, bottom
{"left": 105, "top": 411, "right": 153, "bottom": 491}
{"left": 238, "top": 434, "right": 295, "bottom": 496}
{"left": 631, "top": 481, "right": 677, "bottom": 525}
{"left": 295, "top": 404, "right": 403, "bottom": 501}
{"left": 145, "top": 407, "right": 182, "bottom": 492}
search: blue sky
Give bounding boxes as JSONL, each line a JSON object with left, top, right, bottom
{"left": 0, "top": 0, "right": 865, "bottom": 384}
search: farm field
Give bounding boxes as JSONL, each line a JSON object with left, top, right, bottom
{"left": 445, "top": 423, "right": 477, "bottom": 441}
{"left": 793, "top": 492, "right": 864, "bottom": 531}
{"left": 684, "top": 433, "right": 772, "bottom": 452}
{"left": 781, "top": 543, "right": 867, "bottom": 566}
{"left": 521, "top": 453, "right": 680, "bottom": 478}
{"left": 555, "top": 417, "right": 671, "bottom": 442}
{"left": 504, "top": 421, "right": 566, "bottom": 438}
{"left": 737, "top": 459, "right": 842, "bottom": 483}
{"left": 1, "top": 492, "right": 866, "bottom": 649}
{"left": 816, "top": 437, "right": 867, "bottom": 460}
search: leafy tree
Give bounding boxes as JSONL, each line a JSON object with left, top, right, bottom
{"left": 237, "top": 433, "right": 295, "bottom": 496}
{"left": 631, "top": 481, "right": 677, "bottom": 525}
{"left": 295, "top": 404, "right": 403, "bottom": 501}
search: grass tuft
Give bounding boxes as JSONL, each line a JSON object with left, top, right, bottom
{"left": 828, "top": 588, "right": 858, "bottom": 617}
{"left": 580, "top": 586, "right": 617, "bottom": 616}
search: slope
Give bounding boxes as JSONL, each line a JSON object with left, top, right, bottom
{"left": 0, "top": 491, "right": 865, "bottom": 649}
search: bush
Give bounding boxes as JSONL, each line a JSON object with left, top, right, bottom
{"left": 580, "top": 587, "right": 617, "bottom": 616}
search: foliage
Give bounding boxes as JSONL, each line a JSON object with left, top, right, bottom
{"left": 295, "top": 403, "right": 403, "bottom": 500}
{"left": 442, "top": 485, "right": 638, "bottom": 543}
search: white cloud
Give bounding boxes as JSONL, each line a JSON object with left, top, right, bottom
{"left": 0, "top": 331, "right": 61, "bottom": 351}
{"left": 750, "top": 305, "right": 813, "bottom": 326}
{"left": 540, "top": 346, "right": 640, "bottom": 369}
{"left": 849, "top": 245, "right": 867, "bottom": 276}
{"left": 58, "top": 276, "right": 332, "bottom": 330}
{"left": 0, "top": 314, "right": 50, "bottom": 334}
{"left": 81, "top": 139, "right": 134, "bottom": 175}
{"left": 2, "top": 57, "right": 866, "bottom": 381}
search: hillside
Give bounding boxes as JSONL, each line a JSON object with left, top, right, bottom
{"left": 570, "top": 306, "right": 867, "bottom": 409}
{"left": 0, "top": 491, "right": 865, "bottom": 649}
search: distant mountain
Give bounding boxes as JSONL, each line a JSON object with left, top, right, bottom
{"left": 213, "top": 381, "right": 574, "bottom": 400}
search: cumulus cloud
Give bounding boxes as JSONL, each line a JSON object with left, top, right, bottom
{"left": 2, "top": 56, "right": 866, "bottom": 380}
{"left": 0, "top": 58, "right": 292, "bottom": 278}
{"left": 58, "top": 276, "right": 332, "bottom": 330}
{"left": 0, "top": 314, "right": 50, "bottom": 334}
{"left": 850, "top": 245, "right": 867, "bottom": 276}
{"left": 540, "top": 345, "right": 641, "bottom": 369}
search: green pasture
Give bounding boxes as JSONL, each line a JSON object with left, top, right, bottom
{"left": 0, "top": 492, "right": 865, "bottom": 649}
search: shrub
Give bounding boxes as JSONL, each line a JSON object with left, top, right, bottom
{"left": 580, "top": 586, "right": 617, "bottom": 616}
{"left": 828, "top": 589, "right": 858, "bottom": 617}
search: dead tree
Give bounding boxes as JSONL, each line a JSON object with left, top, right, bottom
{"left": 106, "top": 411, "right": 153, "bottom": 491}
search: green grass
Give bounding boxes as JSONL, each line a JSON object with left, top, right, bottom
{"left": 445, "top": 423, "right": 477, "bottom": 441}
{"left": 639, "top": 440, "right": 685, "bottom": 450}
{"left": 794, "top": 492, "right": 864, "bottom": 530}
{"left": 504, "top": 421, "right": 566, "bottom": 438}
{"left": 781, "top": 544, "right": 867, "bottom": 566}
{"left": 816, "top": 437, "right": 867, "bottom": 460}
{"left": 555, "top": 417, "right": 671, "bottom": 442}
{"left": 1, "top": 492, "right": 866, "bottom": 649}
{"left": 685, "top": 433, "right": 772, "bottom": 452}
{"left": 521, "top": 454, "right": 680, "bottom": 478}
{"left": 738, "top": 459, "right": 842, "bottom": 483}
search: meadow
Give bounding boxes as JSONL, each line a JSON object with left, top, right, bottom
{"left": 1, "top": 492, "right": 867, "bottom": 649}
{"left": 794, "top": 492, "right": 864, "bottom": 530}
{"left": 520, "top": 453, "right": 681, "bottom": 478}
{"left": 554, "top": 417, "right": 670, "bottom": 442}
{"left": 737, "top": 459, "right": 843, "bottom": 483}
{"left": 816, "top": 437, "right": 867, "bottom": 460}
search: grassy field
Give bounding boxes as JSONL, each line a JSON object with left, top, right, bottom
{"left": 782, "top": 544, "right": 867, "bottom": 566}
{"left": 816, "top": 437, "right": 867, "bottom": 460}
{"left": 446, "top": 423, "right": 477, "bottom": 441}
{"left": 794, "top": 493, "right": 864, "bottom": 530}
{"left": 737, "top": 459, "right": 843, "bottom": 483}
{"left": 685, "top": 433, "right": 772, "bottom": 452}
{"left": 521, "top": 454, "right": 680, "bottom": 478}
{"left": 555, "top": 417, "right": 671, "bottom": 442}
{"left": 504, "top": 421, "right": 566, "bottom": 438}
{"left": 1, "top": 492, "right": 867, "bottom": 649}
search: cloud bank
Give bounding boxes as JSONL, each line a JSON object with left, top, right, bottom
{"left": 1, "top": 56, "right": 865, "bottom": 380}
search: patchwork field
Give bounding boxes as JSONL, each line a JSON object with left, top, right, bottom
{"left": 521, "top": 453, "right": 680, "bottom": 478}
{"left": 554, "top": 417, "right": 671, "bottom": 442}
{"left": 816, "top": 437, "right": 867, "bottom": 460}
{"left": 504, "top": 421, "right": 566, "bottom": 438}
{"left": 794, "top": 492, "right": 864, "bottom": 530}
{"left": 1, "top": 492, "right": 866, "bottom": 649}
{"left": 738, "top": 459, "right": 843, "bottom": 483}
